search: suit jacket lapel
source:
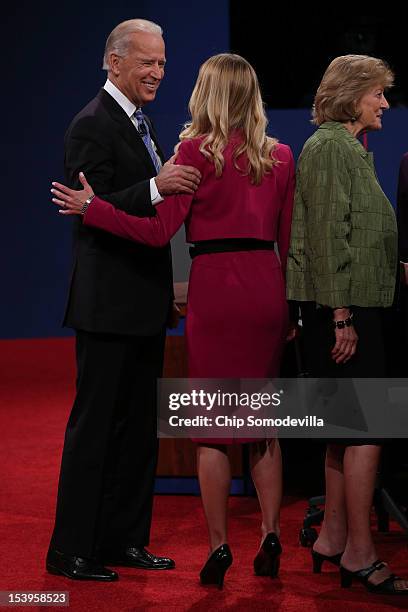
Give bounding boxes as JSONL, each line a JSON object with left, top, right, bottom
{"left": 99, "top": 89, "right": 158, "bottom": 176}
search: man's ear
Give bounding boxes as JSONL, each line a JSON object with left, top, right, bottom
{"left": 109, "top": 53, "right": 121, "bottom": 77}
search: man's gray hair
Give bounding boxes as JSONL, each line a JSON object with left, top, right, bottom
{"left": 103, "top": 19, "right": 163, "bottom": 70}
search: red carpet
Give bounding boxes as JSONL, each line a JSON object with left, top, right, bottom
{"left": 1, "top": 338, "right": 407, "bottom": 611}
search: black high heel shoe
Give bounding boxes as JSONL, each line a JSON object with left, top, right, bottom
{"left": 253, "top": 533, "right": 282, "bottom": 578}
{"left": 200, "top": 544, "right": 232, "bottom": 589}
{"left": 311, "top": 549, "right": 343, "bottom": 574}
{"left": 340, "top": 560, "right": 408, "bottom": 595}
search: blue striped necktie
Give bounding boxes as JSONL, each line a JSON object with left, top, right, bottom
{"left": 134, "top": 109, "right": 161, "bottom": 174}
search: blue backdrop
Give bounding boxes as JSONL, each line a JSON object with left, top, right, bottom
{"left": 3, "top": 2, "right": 407, "bottom": 339}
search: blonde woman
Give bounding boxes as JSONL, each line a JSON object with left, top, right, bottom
{"left": 51, "top": 53, "right": 295, "bottom": 587}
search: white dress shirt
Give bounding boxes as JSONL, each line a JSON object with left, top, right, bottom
{"left": 103, "top": 79, "right": 163, "bottom": 205}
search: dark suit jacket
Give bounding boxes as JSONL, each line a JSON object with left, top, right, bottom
{"left": 63, "top": 89, "right": 173, "bottom": 335}
{"left": 397, "top": 152, "right": 408, "bottom": 262}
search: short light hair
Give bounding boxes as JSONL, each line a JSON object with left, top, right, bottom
{"left": 102, "top": 19, "right": 163, "bottom": 70}
{"left": 312, "top": 54, "right": 394, "bottom": 125}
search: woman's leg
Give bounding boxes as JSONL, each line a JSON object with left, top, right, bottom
{"left": 313, "top": 444, "right": 401, "bottom": 583}
{"left": 313, "top": 443, "right": 348, "bottom": 556}
{"left": 340, "top": 444, "right": 408, "bottom": 589}
{"left": 250, "top": 440, "right": 282, "bottom": 542}
{"left": 341, "top": 444, "right": 379, "bottom": 570}
{"left": 197, "top": 443, "right": 230, "bottom": 553}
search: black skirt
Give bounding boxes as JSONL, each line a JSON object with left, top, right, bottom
{"left": 299, "top": 303, "right": 390, "bottom": 446}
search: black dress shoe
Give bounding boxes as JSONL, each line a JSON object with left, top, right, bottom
{"left": 200, "top": 544, "right": 233, "bottom": 589}
{"left": 311, "top": 548, "right": 343, "bottom": 573}
{"left": 253, "top": 533, "right": 282, "bottom": 578}
{"left": 105, "top": 547, "right": 175, "bottom": 570}
{"left": 46, "top": 548, "right": 118, "bottom": 581}
{"left": 340, "top": 559, "right": 408, "bottom": 594}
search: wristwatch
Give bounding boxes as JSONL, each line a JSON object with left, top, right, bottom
{"left": 333, "top": 313, "right": 353, "bottom": 329}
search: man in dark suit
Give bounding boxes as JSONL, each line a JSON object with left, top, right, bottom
{"left": 398, "top": 153, "right": 408, "bottom": 268}
{"left": 47, "top": 19, "right": 200, "bottom": 581}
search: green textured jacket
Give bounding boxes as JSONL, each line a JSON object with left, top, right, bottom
{"left": 286, "top": 121, "right": 398, "bottom": 308}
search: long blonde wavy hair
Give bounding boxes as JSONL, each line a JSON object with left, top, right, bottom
{"left": 178, "top": 53, "right": 277, "bottom": 185}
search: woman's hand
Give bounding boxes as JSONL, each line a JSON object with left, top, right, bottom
{"left": 167, "top": 302, "right": 181, "bottom": 329}
{"left": 331, "top": 308, "right": 358, "bottom": 364}
{"left": 51, "top": 172, "right": 94, "bottom": 215}
{"left": 286, "top": 321, "right": 298, "bottom": 342}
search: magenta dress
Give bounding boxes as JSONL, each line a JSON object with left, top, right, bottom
{"left": 83, "top": 134, "right": 295, "bottom": 409}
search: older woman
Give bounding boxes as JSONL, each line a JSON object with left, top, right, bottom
{"left": 51, "top": 53, "right": 295, "bottom": 588}
{"left": 287, "top": 55, "right": 408, "bottom": 595}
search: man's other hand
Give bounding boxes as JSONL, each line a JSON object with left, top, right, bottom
{"left": 155, "top": 159, "right": 201, "bottom": 196}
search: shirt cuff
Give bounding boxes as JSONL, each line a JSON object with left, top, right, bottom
{"left": 150, "top": 178, "right": 164, "bottom": 205}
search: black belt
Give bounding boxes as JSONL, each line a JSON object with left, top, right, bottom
{"left": 189, "top": 238, "right": 275, "bottom": 259}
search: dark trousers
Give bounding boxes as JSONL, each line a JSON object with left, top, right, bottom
{"left": 49, "top": 329, "right": 166, "bottom": 559}
{"left": 399, "top": 286, "right": 408, "bottom": 375}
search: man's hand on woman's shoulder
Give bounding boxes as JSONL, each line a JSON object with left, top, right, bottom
{"left": 155, "top": 158, "right": 201, "bottom": 196}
